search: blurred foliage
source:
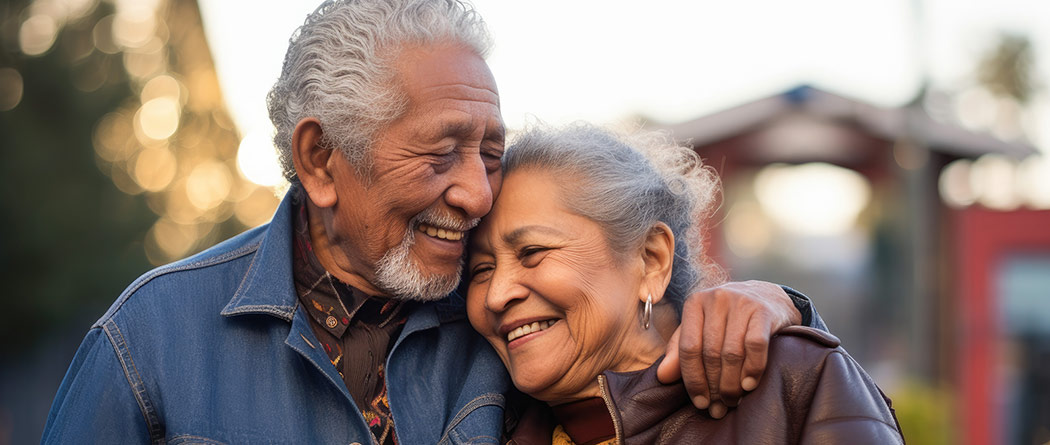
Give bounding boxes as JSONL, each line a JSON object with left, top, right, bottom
{"left": 977, "top": 34, "right": 1036, "bottom": 105}
{"left": 891, "top": 381, "right": 956, "bottom": 445}
{"left": 0, "top": 0, "right": 268, "bottom": 355}
{"left": 0, "top": 0, "right": 157, "bottom": 353}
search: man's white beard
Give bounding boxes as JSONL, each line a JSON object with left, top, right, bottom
{"left": 373, "top": 210, "right": 476, "bottom": 301}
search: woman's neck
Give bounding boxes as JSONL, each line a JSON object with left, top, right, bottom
{"left": 546, "top": 329, "right": 667, "bottom": 406}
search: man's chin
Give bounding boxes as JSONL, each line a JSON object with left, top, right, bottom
{"left": 379, "top": 271, "right": 460, "bottom": 302}
{"left": 374, "top": 251, "right": 463, "bottom": 302}
{"left": 372, "top": 221, "right": 468, "bottom": 301}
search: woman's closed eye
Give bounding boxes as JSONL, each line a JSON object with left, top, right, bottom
{"left": 470, "top": 262, "right": 494, "bottom": 282}
{"left": 519, "top": 246, "right": 552, "bottom": 267}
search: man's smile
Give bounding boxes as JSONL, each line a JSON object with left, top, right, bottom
{"left": 417, "top": 223, "right": 466, "bottom": 241}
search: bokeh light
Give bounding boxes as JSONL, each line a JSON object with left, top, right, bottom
{"left": 0, "top": 68, "right": 24, "bottom": 111}
{"left": 939, "top": 154, "right": 1050, "bottom": 210}
{"left": 146, "top": 217, "right": 200, "bottom": 264}
{"left": 938, "top": 159, "right": 977, "bottom": 209}
{"left": 237, "top": 129, "right": 284, "bottom": 187}
{"left": 112, "top": 11, "right": 156, "bottom": 49}
{"left": 235, "top": 187, "right": 280, "bottom": 227}
{"left": 1017, "top": 155, "right": 1050, "bottom": 209}
{"left": 185, "top": 160, "right": 232, "bottom": 210}
{"left": 954, "top": 87, "right": 998, "bottom": 131}
{"left": 753, "top": 163, "right": 872, "bottom": 236}
{"left": 136, "top": 97, "right": 180, "bottom": 140}
{"left": 92, "top": 15, "right": 119, "bottom": 54}
{"left": 132, "top": 146, "right": 176, "bottom": 192}
{"left": 971, "top": 154, "right": 1022, "bottom": 211}
{"left": 724, "top": 200, "right": 773, "bottom": 258}
{"left": 140, "top": 75, "right": 182, "bottom": 104}
{"left": 19, "top": 15, "right": 59, "bottom": 56}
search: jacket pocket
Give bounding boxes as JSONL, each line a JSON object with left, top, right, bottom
{"left": 438, "top": 393, "right": 505, "bottom": 445}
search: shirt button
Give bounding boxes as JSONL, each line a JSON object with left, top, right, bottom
{"left": 326, "top": 315, "right": 338, "bottom": 328}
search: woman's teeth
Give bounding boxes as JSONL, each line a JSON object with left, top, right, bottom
{"left": 507, "top": 319, "right": 556, "bottom": 342}
{"left": 418, "top": 223, "right": 464, "bottom": 241}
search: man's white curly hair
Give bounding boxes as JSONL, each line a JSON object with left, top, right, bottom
{"left": 266, "top": 0, "right": 492, "bottom": 181}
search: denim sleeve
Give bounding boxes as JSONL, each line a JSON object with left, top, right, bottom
{"left": 782, "top": 286, "right": 829, "bottom": 333}
{"left": 41, "top": 327, "right": 151, "bottom": 444}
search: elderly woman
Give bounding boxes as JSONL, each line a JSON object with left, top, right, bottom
{"left": 465, "top": 124, "right": 904, "bottom": 444}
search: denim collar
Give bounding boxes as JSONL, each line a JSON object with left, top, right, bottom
{"left": 218, "top": 186, "right": 469, "bottom": 326}
{"left": 220, "top": 188, "right": 300, "bottom": 321}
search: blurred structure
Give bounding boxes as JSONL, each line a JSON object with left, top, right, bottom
{"left": 661, "top": 84, "right": 1049, "bottom": 445}
{"left": 0, "top": 0, "right": 278, "bottom": 442}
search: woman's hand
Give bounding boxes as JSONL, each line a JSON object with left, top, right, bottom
{"left": 656, "top": 280, "right": 802, "bottom": 419}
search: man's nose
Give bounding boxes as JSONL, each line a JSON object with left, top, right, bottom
{"left": 445, "top": 154, "right": 494, "bottom": 219}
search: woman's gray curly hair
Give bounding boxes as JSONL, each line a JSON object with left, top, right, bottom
{"left": 266, "top": 0, "right": 492, "bottom": 181}
{"left": 502, "top": 123, "right": 725, "bottom": 315}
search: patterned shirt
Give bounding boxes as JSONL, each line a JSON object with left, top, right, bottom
{"left": 292, "top": 201, "right": 413, "bottom": 445}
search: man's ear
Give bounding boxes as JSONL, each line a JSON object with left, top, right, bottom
{"left": 640, "top": 222, "right": 675, "bottom": 304}
{"left": 291, "top": 117, "right": 337, "bottom": 208}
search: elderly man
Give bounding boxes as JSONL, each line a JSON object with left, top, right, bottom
{"left": 43, "top": 0, "right": 825, "bottom": 443}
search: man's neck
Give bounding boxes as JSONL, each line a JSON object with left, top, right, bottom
{"left": 304, "top": 200, "right": 390, "bottom": 297}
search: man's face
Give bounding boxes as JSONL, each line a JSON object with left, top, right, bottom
{"left": 325, "top": 43, "right": 505, "bottom": 300}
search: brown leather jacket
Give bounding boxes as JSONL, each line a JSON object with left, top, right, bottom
{"left": 505, "top": 326, "right": 904, "bottom": 444}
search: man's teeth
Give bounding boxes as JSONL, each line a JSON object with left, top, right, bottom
{"left": 507, "top": 320, "right": 556, "bottom": 342}
{"left": 418, "top": 223, "right": 464, "bottom": 241}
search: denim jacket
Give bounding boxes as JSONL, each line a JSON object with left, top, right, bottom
{"left": 42, "top": 190, "right": 824, "bottom": 444}
{"left": 42, "top": 192, "right": 512, "bottom": 444}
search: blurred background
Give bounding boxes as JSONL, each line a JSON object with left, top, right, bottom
{"left": 1, "top": 0, "right": 1048, "bottom": 443}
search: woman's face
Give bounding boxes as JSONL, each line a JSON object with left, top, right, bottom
{"left": 466, "top": 170, "right": 664, "bottom": 404}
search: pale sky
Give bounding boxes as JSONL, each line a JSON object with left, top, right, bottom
{"left": 198, "top": 0, "right": 1050, "bottom": 185}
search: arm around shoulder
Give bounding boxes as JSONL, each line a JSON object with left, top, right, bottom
{"left": 42, "top": 326, "right": 153, "bottom": 444}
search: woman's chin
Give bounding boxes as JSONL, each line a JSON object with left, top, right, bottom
{"left": 508, "top": 368, "right": 552, "bottom": 397}
{"left": 506, "top": 361, "right": 567, "bottom": 401}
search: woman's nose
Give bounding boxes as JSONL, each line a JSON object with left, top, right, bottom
{"left": 485, "top": 265, "right": 529, "bottom": 313}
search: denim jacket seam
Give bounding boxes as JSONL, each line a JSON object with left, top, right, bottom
{"left": 168, "top": 434, "right": 226, "bottom": 444}
{"left": 93, "top": 241, "right": 262, "bottom": 329}
{"left": 221, "top": 304, "right": 296, "bottom": 319}
{"left": 220, "top": 240, "right": 295, "bottom": 321}
{"left": 103, "top": 319, "right": 164, "bottom": 443}
{"left": 438, "top": 393, "right": 505, "bottom": 444}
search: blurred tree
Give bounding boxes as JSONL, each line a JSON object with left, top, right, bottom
{"left": 2, "top": 2, "right": 274, "bottom": 441}
{"left": 0, "top": 0, "right": 155, "bottom": 354}
{"left": 977, "top": 34, "right": 1036, "bottom": 105}
{"left": 1, "top": 0, "right": 277, "bottom": 358}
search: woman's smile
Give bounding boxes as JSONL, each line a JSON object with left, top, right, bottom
{"left": 503, "top": 318, "right": 561, "bottom": 346}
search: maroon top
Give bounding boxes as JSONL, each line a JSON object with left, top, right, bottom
{"left": 552, "top": 397, "right": 616, "bottom": 445}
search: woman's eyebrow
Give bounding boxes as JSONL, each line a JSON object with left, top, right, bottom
{"left": 502, "top": 225, "right": 565, "bottom": 245}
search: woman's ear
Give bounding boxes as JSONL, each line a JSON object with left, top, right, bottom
{"left": 291, "top": 117, "right": 337, "bottom": 208}
{"left": 640, "top": 222, "right": 675, "bottom": 304}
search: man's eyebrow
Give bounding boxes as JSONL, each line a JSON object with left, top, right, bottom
{"left": 486, "top": 123, "right": 506, "bottom": 142}
{"left": 440, "top": 120, "right": 476, "bottom": 137}
{"left": 503, "top": 225, "right": 565, "bottom": 245}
